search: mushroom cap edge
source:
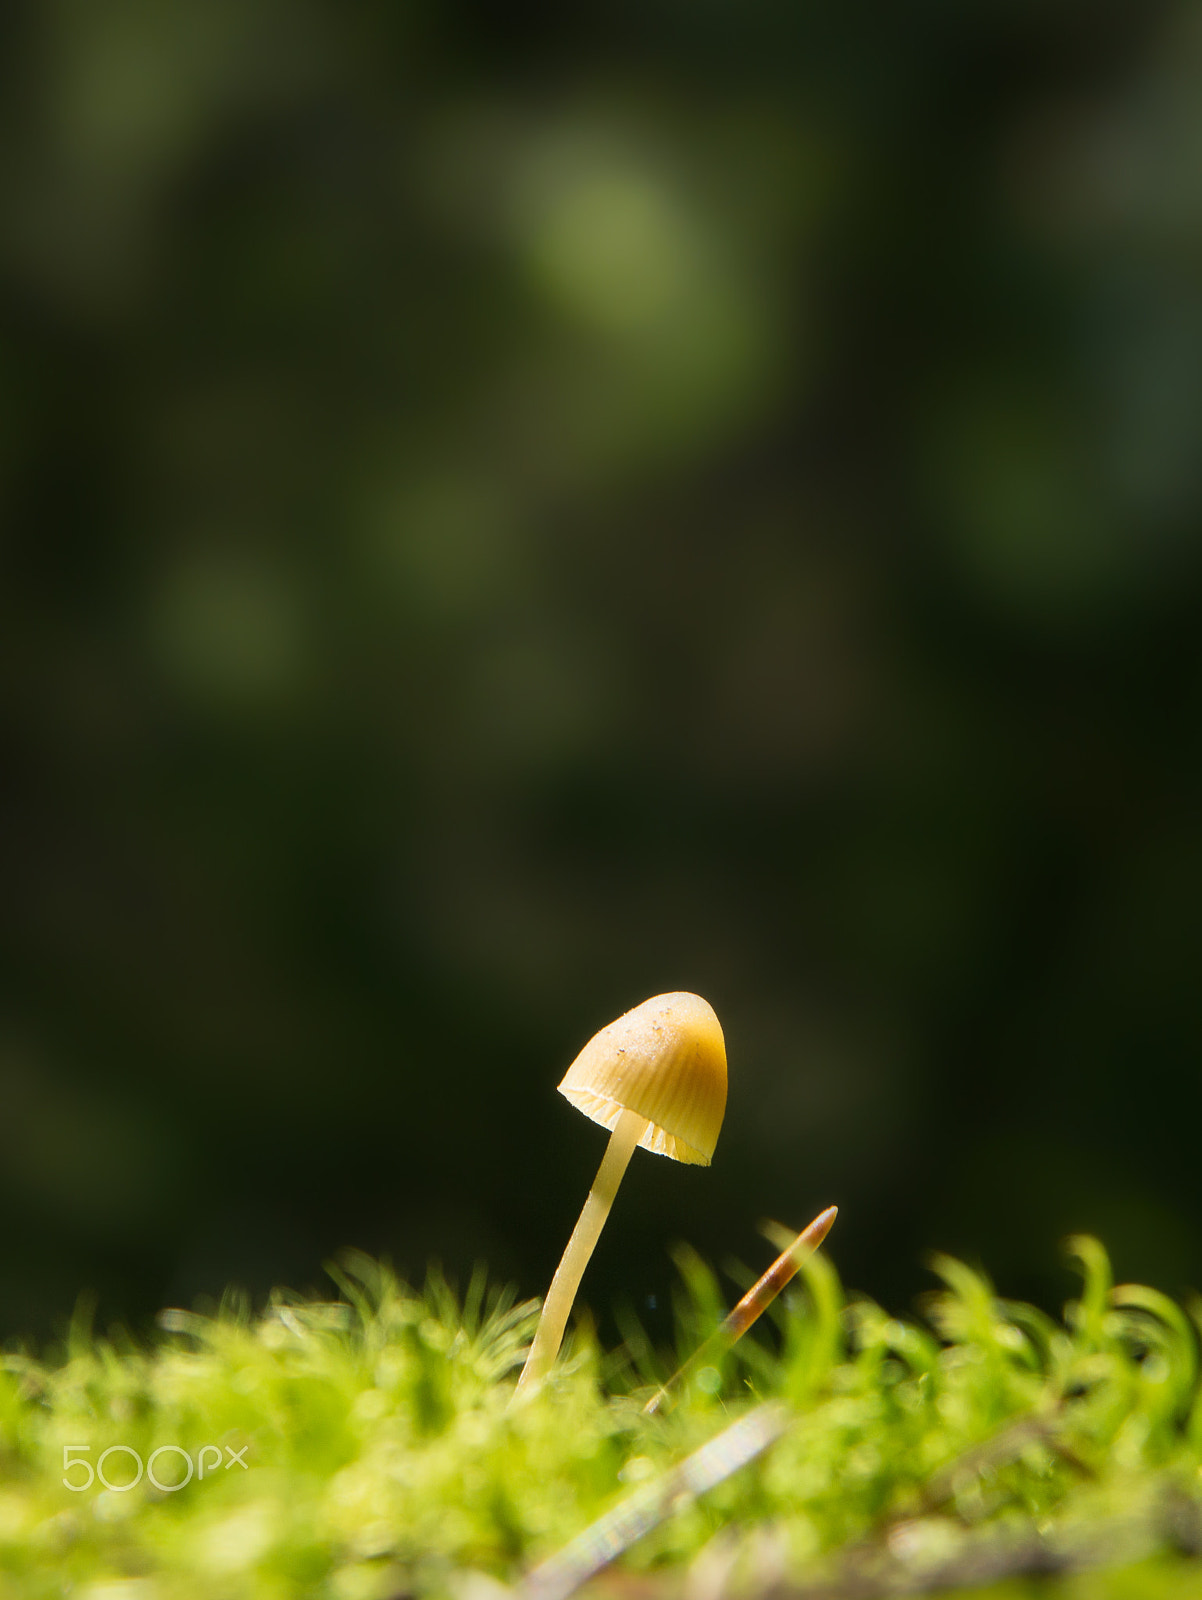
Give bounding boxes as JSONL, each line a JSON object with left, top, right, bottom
{"left": 557, "top": 991, "right": 728, "bottom": 1166}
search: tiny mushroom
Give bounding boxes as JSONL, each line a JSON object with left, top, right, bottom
{"left": 515, "top": 991, "right": 728, "bottom": 1393}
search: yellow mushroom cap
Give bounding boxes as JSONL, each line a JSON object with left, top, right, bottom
{"left": 557, "top": 992, "right": 728, "bottom": 1166}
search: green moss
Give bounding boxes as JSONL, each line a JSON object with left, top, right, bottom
{"left": 2, "top": 1241, "right": 1202, "bottom": 1599}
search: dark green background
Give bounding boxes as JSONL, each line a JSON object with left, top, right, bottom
{"left": 2, "top": 0, "right": 1202, "bottom": 1344}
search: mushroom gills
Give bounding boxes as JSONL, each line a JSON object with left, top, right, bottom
{"left": 514, "top": 992, "right": 727, "bottom": 1396}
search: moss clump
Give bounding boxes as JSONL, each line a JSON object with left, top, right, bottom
{"left": 1, "top": 1240, "right": 1202, "bottom": 1599}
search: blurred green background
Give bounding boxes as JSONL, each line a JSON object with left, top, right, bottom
{"left": 2, "top": 0, "right": 1202, "bottom": 1344}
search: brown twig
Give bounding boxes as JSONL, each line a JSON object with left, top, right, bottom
{"left": 643, "top": 1207, "right": 838, "bottom": 1416}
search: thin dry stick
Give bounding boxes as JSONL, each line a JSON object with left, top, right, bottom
{"left": 519, "top": 1402, "right": 791, "bottom": 1600}
{"left": 643, "top": 1204, "right": 838, "bottom": 1416}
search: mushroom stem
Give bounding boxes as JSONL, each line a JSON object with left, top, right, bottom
{"left": 516, "top": 1106, "right": 648, "bottom": 1393}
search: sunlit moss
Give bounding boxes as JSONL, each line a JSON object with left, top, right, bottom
{"left": 2, "top": 1242, "right": 1202, "bottom": 1597}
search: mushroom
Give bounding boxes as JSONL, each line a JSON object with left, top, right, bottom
{"left": 515, "top": 991, "right": 727, "bottom": 1393}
